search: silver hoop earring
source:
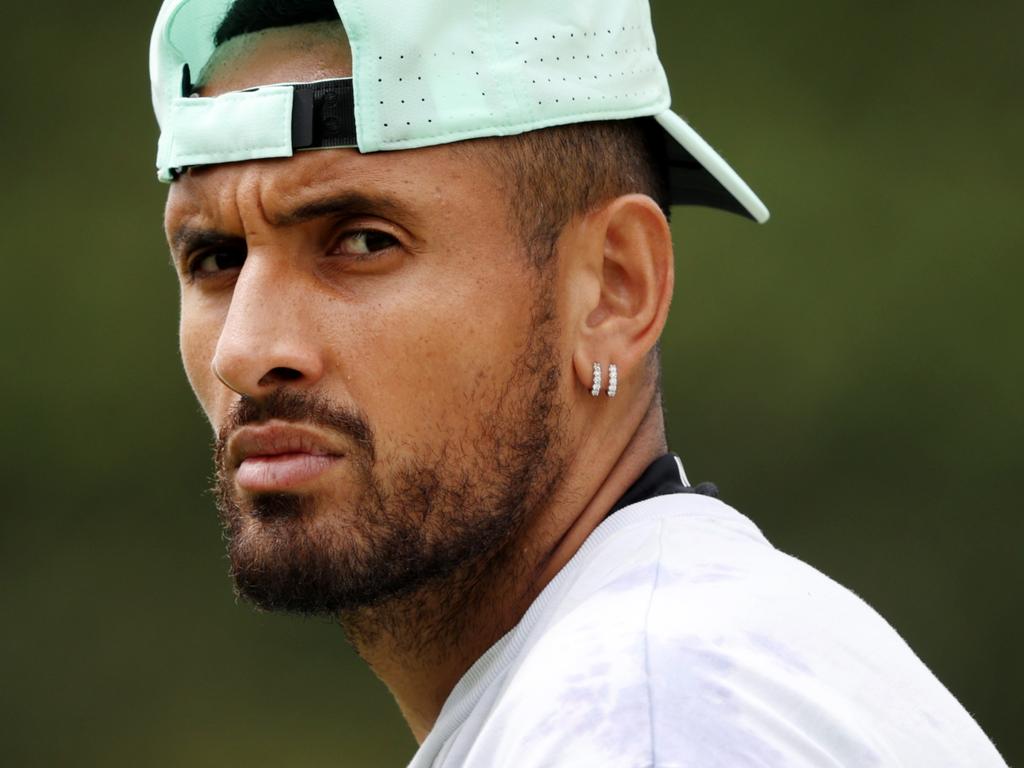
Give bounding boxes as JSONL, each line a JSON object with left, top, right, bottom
{"left": 591, "top": 362, "right": 602, "bottom": 397}
{"left": 607, "top": 363, "right": 618, "bottom": 398}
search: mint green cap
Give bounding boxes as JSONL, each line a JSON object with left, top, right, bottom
{"left": 150, "top": 0, "right": 769, "bottom": 223}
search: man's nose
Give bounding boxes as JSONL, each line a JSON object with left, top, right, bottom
{"left": 211, "top": 256, "right": 326, "bottom": 397}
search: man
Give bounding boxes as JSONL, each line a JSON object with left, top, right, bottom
{"left": 151, "top": 0, "right": 1008, "bottom": 765}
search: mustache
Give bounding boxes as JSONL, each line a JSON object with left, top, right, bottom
{"left": 214, "top": 389, "right": 376, "bottom": 465}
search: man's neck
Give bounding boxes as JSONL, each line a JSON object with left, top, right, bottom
{"left": 339, "top": 393, "right": 668, "bottom": 743}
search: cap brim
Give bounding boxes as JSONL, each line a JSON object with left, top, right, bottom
{"left": 656, "top": 110, "right": 769, "bottom": 224}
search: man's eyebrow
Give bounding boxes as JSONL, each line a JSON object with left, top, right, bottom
{"left": 169, "top": 227, "right": 243, "bottom": 261}
{"left": 272, "top": 191, "right": 420, "bottom": 228}
{"left": 169, "top": 192, "right": 419, "bottom": 258}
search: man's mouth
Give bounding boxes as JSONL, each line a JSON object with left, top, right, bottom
{"left": 227, "top": 422, "right": 345, "bottom": 493}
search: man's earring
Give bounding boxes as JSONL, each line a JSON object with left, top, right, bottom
{"left": 591, "top": 363, "right": 602, "bottom": 397}
{"left": 607, "top": 364, "right": 618, "bottom": 398}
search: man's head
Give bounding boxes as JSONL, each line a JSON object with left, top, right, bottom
{"left": 157, "top": 0, "right": 753, "bottom": 621}
{"left": 199, "top": 0, "right": 673, "bottom": 271}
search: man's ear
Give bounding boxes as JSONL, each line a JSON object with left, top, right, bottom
{"left": 568, "top": 194, "right": 674, "bottom": 396}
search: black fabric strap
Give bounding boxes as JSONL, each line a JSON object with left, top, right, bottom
{"left": 291, "top": 79, "right": 358, "bottom": 150}
{"left": 607, "top": 453, "right": 719, "bottom": 518}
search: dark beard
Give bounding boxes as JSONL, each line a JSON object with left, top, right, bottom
{"left": 211, "top": 293, "right": 566, "bottom": 626}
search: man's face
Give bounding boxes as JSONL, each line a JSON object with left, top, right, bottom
{"left": 164, "top": 26, "right": 570, "bottom": 615}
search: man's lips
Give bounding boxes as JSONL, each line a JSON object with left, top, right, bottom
{"left": 227, "top": 422, "right": 345, "bottom": 493}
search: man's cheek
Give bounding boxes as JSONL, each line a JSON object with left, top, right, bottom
{"left": 179, "top": 314, "right": 223, "bottom": 426}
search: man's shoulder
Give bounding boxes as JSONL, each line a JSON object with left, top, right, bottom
{"left": 460, "top": 494, "right": 1008, "bottom": 767}
{"left": 541, "top": 491, "right": 838, "bottom": 640}
{"left": 518, "top": 492, "right": 863, "bottom": 677}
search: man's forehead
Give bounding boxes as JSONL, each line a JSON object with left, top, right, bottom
{"left": 198, "top": 22, "right": 352, "bottom": 97}
{"left": 162, "top": 137, "right": 500, "bottom": 247}
{"left": 167, "top": 188, "right": 425, "bottom": 256}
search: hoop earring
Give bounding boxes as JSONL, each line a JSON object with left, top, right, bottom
{"left": 607, "top": 363, "right": 618, "bottom": 398}
{"left": 591, "top": 362, "right": 602, "bottom": 397}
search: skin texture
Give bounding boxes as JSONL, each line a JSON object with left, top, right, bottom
{"left": 165, "top": 23, "right": 675, "bottom": 742}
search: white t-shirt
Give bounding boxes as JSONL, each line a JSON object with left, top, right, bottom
{"left": 408, "top": 489, "right": 1008, "bottom": 767}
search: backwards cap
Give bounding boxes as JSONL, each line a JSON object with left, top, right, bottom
{"left": 150, "top": 0, "right": 769, "bottom": 223}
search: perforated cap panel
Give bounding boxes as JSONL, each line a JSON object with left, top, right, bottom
{"left": 334, "top": 0, "right": 670, "bottom": 151}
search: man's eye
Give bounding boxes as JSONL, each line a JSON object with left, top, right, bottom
{"left": 190, "top": 249, "right": 245, "bottom": 276}
{"left": 334, "top": 230, "right": 398, "bottom": 257}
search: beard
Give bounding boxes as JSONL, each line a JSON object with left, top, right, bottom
{"left": 212, "top": 294, "right": 567, "bottom": 624}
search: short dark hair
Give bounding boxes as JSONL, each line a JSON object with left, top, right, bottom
{"left": 214, "top": 0, "right": 342, "bottom": 46}
{"left": 477, "top": 120, "right": 671, "bottom": 270}
{"left": 213, "top": 0, "right": 672, "bottom": 270}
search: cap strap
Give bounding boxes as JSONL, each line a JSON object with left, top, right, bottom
{"left": 157, "top": 77, "right": 357, "bottom": 180}
{"left": 291, "top": 79, "right": 357, "bottom": 150}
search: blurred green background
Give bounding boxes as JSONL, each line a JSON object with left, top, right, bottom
{"left": 2, "top": 0, "right": 1020, "bottom": 765}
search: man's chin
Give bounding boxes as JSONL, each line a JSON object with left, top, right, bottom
{"left": 243, "top": 491, "right": 309, "bottom": 521}
{"left": 223, "top": 498, "right": 391, "bottom": 615}
{"left": 217, "top": 483, "right": 452, "bottom": 616}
